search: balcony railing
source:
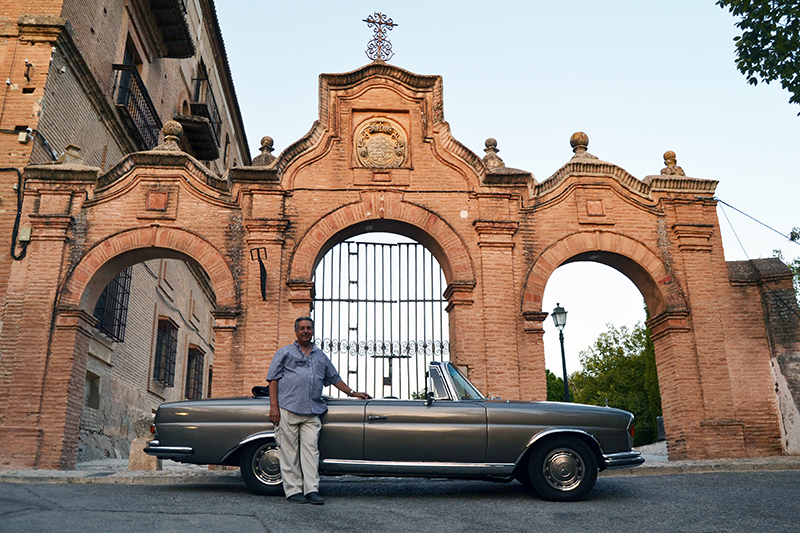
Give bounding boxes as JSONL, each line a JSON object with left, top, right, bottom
{"left": 191, "top": 77, "right": 222, "bottom": 147}
{"left": 112, "top": 64, "right": 162, "bottom": 150}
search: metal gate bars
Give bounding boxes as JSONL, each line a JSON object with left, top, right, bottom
{"left": 312, "top": 238, "right": 449, "bottom": 399}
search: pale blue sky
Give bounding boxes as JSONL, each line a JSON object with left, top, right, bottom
{"left": 217, "top": 2, "right": 800, "bottom": 375}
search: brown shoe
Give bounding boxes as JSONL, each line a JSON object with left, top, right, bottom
{"left": 305, "top": 491, "right": 325, "bottom": 505}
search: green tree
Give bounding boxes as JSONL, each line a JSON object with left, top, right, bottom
{"left": 570, "top": 322, "right": 662, "bottom": 447}
{"left": 546, "top": 369, "right": 565, "bottom": 402}
{"left": 716, "top": 1, "right": 800, "bottom": 111}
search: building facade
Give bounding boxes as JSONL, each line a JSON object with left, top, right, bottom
{"left": 1, "top": 60, "right": 799, "bottom": 470}
{"left": 0, "top": 0, "right": 247, "bottom": 460}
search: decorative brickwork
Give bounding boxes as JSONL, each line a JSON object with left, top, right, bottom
{"left": 1, "top": 61, "right": 798, "bottom": 469}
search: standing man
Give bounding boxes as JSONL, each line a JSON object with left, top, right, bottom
{"left": 267, "top": 316, "right": 370, "bottom": 505}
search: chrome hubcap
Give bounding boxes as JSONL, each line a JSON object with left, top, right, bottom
{"left": 542, "top": 447, "right": 584, "bottom": 491}
{"left": 253, "top": 445, "right": 282, "bottom": 485}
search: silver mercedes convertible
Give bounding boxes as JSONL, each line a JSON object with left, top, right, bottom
{"left": 145, "top": 361, "right": 643, "bottom": 501}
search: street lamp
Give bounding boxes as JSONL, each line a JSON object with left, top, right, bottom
{"left": 552, "top": 303, "right": 570, "bottom": 402}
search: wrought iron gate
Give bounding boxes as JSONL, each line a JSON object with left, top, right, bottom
{"left": 312, "top": 238, "right": 449, "bottom": 399}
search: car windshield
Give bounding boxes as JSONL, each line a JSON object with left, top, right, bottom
{"left": 447, "top": 364, "right": 484, "bottom": 400}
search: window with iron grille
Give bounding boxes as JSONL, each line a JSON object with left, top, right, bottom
{"left": 185, "top": 347, "right": 204, "bottom": 401}
{"left": 153, "top": 319, "right": 178, "bottom": 386}
{"left": 93, "top": 267, "right": 132, "bottom": 342}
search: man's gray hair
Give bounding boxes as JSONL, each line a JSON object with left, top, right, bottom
{"left": 294, "top": 316, "right": 314, "bottom": 330}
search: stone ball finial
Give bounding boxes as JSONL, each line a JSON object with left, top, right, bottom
{"left": 252, "top": 134, "right": 277, "bottom": 167}
{"left": 482, "top": 137, "right": 505, "bottom": 169}
{"left": 153, "top": 120, "right": 184, "bottom": 152}
{"left": 570, "top": 131, "right": 589, "bottom": 154}
{"left": 163, "top": 120, "right": 183, "bottom": 140}
{"left": 661, "top": 150, "right": 685, "bottom": 176}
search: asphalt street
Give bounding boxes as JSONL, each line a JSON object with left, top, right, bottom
{"left": 2, "top": 470, "right": 800, "bottom": 533}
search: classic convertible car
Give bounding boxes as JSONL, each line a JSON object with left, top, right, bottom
{"left": 145, "top": 361, "right": 643, "bottom": 501}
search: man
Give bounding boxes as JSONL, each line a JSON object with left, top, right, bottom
{"left": 266, "top": 316, "right": 370, "bottom": 505}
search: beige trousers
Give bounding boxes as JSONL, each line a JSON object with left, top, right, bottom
{"left": 276, "top": 408, "right": 322, "bottom": 497}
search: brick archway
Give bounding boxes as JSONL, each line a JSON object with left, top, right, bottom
{"left": 288, "top": 191, "right": 475, "bottom": 287}
{"left": 59, "top": 225, "right": 239, "bottom": 313}
{"left": 521, "top": 231, "right": 686, "bottom": 317}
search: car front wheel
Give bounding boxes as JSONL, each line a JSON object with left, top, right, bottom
{"left": 239, "top": 441, "right": 284, "bottom": 495}
{"left": 528, "top": 436, "right": 598, "bottom": 501}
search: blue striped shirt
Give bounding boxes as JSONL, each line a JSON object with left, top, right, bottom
{"left": 266, "top": 342, "right": 342, "bottom": 416}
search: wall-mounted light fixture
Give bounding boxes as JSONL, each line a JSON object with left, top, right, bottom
{"left": 24, "top": 60, "right": 32, "bottom": 81}
{"left": 250, "top": 248, "right": 268, "bottom": 301}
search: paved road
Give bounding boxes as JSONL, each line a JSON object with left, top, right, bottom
{"left": 2, "top": 470, "right": 799, "bottom": 533}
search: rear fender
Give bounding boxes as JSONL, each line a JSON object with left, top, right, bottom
{"left": 220, "top": 431, "right": 276, "bottom": 464}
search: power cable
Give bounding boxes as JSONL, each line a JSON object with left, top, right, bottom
{"left": 716, "top": 198, "right": 800, "bottom": 248}
{"left": 717, "top": 198, "right": 800, "bottom": 318}
{"left": 1, "top": 167, "right": 29, "bottom": 260}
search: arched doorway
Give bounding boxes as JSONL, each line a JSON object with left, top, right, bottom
{"left": 312, "top": 232, "right": 449, "bottom": 399}
{"left": 80, "top": 255, "right": 217, "bottom": 461}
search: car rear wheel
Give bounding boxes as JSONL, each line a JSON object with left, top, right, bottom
{"left": 528, "top": 436, "right": 598, "bottom": 502}
{"left": 239, "top": 441, "right": 284, "bottom": 495}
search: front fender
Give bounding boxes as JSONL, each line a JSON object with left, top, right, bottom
{"left": 516, "top": 429, "right": 604, "bottom": 468}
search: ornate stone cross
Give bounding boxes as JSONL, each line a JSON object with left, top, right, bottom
{"left": 363, "top": 12, "right": 397, "bottom": 61}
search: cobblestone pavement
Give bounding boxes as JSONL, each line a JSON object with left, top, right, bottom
{"left": 1, "top": 441, "right": 799, "bottom": 486}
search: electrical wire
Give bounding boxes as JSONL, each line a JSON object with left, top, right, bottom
{"left": 718, "top": 201, "right": 750, "bottom": 260}
{"left": 717, "top": 198, "right": 800, "bottom": 319}
{"left": 716, "top": 198, "right": 800, "bottom": 248}
{"left": 1, "top": 167, "right": 29, "bottom": 260}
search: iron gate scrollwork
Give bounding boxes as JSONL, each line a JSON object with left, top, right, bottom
{"left": 312, "top": 238, "right": 449, "bottom": 399}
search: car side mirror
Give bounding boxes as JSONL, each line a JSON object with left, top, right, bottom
{"left": 425, "top": 391, "right": 435, "bottom": 407}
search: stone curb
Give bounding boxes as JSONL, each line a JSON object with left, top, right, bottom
{"left": 1, "top": 456, "right": 799, "bottom": 485}
{"left": 601, "top": 456, "right": 800, "bottom": 477}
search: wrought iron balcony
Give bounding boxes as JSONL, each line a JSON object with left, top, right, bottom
{"left": 112, "top": 64, "right": 163, "bottom": 150}
{"left": 172, "top": 113, "right": 220, "bottom": 160}
{"left": 149, "top": 0, "right": 195, "bottom": 58}
{"left": 190, "top": 77, "right": 222, "bottom": 145}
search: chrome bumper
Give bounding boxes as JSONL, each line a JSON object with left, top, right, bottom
{"left": 603, "top": 450, "right": 645, "bottom": 469}
{"left": 143, "top": 440, "right": 194, "bottom": 459}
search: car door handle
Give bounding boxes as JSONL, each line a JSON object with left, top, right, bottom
{"left": 368, "top": 415, "right": 388, "bottom": 420}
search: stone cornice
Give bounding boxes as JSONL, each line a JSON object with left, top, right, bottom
{"left": 228, "top": 166, "right": 280, "bottom": 184}
{"left": 536, "top": 159, "right": 651, "bottom": 200}
{"left": 643, "top": 174, "right": 718, "bottom": 194}
{"left": 646, "top": 310, "right": 691, "bottom": 341}
{"left": 17, "top": 15, "right": 65, "bottom": 41}
{"left": 97, "top": 151, "right": 229, "bottom": 192}
{"left": 25, "top": 164, "right": 99, "bottom": 184}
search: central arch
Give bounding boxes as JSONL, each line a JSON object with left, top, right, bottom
{"left": 289, "top": 191, "right": 475, "bottom": 288}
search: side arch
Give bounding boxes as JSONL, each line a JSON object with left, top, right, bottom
{"left": 522, "top": 231, "right": 686, "bottom": 317}
{"left": 58, "top": 225, "right": 239, "bottom": 313}
{"left": 288, "top": 191, "right": 475, "bottom": 287}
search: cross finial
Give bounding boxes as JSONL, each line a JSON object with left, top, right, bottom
{"left": 363, "top": 12, "right": 397, "bottom": 61}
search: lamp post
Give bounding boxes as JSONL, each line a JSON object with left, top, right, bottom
{"left": 552, "top": 303, "right": 570, "bottom": 402}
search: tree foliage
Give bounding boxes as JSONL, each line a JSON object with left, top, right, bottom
{"left": 546, "top": 369, "right": 565, "bottom": 402}
{"left": 716, "top": 1, "right": 800, "bottom": 111}
{"left": 570, "top": 323, "right": 662, "bottom": 447}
